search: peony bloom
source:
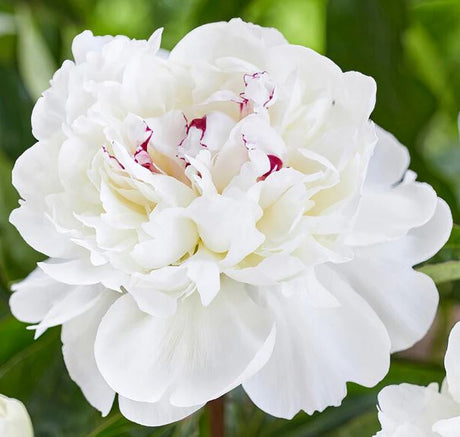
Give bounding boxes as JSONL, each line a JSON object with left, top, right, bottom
{"left": 9, "top": 19, "right": 452, "bottom": 425}
{"left": 0, "top": 394, "right": 34, "bottom": 437}
{"left": 375, "top": 322, "right": 460, "bottom": 437}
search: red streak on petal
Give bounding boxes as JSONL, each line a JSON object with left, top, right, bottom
{"left": 187, "top": 116, "right": 207, "bottom": 143}
{"left": 138, "top": 126, "right": 153, "bottom": 152}
{"left": 177, "top": 115, "right": 208, "bottom": 161}
{"left": 133, "top": 125, "right": 161, "bottom": 173}
{"left": 258, "top": 154, "right": 283, "bottom": 181}
{"left": 189, "top": 116, "right": 207, "bottom": 134}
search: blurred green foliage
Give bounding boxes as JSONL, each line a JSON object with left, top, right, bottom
{"left": 0, "top": 0, "right": 459, "bottom": 435}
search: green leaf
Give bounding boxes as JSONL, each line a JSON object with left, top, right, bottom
{"left": 0, "top": 316, "right": 34, "bottom": 364}
{"left": 16, "top": 3, "right": 56, "bottom": 100}
{"left": 418, "top": 261, "right": 460, "bottom": 284}
{"left": 245, "top": 0, "right": 326, "bottom": 53}
{"left": 429, "top": 224, "right": 460, "bottom": 264}
{"left": 0, "top": 150, "right": 43, "bottom": 290}
{"left": 224, "top": 360, "right": 443, "bottom": 437}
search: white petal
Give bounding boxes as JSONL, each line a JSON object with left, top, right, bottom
{"left": 376, "top": 383, "right": 460, "bottom": 436}
{"left": 31, "top": 61, "right": 73, "bottom": 140}
{"left": 32, "top": 283, "right": 105, "bottom": 338}
{"left": 186, "top": 251, "right": 221, "bottom": 306}
{"left": 10, "top": 267, "right": 69, "bottom": 323}
{"left": 445, "top": 322, "right": 460, "bottom": 403}
{"left": 188, "top": 194, "right": 264, "bottom": 266}
{"left": 72, "top": 30, "right": 114, "bottom": 64}
{"left": 12, "top": 141, "right": 60, "bottom": 199}
{"left": 38, "top": 258, "right": 126, "bottom": 291}
{"left": 433, "top": 416, "right": 460, "bottom": 437}
{"left": 225, "top": 255, "right": 305, "bottom": 286}
{"left": 94, "top": 277, "right": 275, "bottom": 406}
{"left": 131, "top": 208, "right": 198, "bottom": 270}
{"left": 118, "top": 396, "right": 203, "bottom": 427}
{"left": 147, "top": 28, "right": 163, "bottom": 54}
{"left": 336, "top": 254, "right": 439, "bottom": 352}
{"left": 367, "top": 198, "right": 452, "bottom": 266}
{"left": 239, "top": 114, "right": 286, "bottom": 157}
{"left": 0, "top": 395, "right": 34, "bottom": 437}
{"left": 243, "top": 265, "right": 390, "bottom": 418}
{"left": 170, "top": 18, "right": 287, "bottom": 66}
{"left": 365, "top": 126, "right": 410, "bottom": 190}
{"left": 61, "top": 291, "right": 118, "bottom": 416}
{"left": 341, "top": 71, "right": 377, "bottom": 122}
{"left": 10, "top": 203, "right": 80, "bottom": 259}
{"left": 282, "top": 268, "right": 340, "bottom": 307}
{"left": 127, "top": 282, "right": 178, "bottom": 318}
{"left": 347, "top": 181, "right": 438, "bottom": 246}
{"left": 202, "top": 111, "right": 235, "bottom": 152}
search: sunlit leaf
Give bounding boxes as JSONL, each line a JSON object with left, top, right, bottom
{"left": 16, "top": 3, "right": 56, "bottom": 100}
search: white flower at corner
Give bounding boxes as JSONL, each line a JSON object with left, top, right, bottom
{"left": 0, "top": 394, "right": 34, "bottom": 437}
{"left": 9, "top": 19, "right": 452, "bottom": 426}
{"left": 375, "top": 322, "right": 460, "bottom": 437}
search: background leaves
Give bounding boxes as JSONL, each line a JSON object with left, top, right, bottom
{"left": 0, "top": 0, "right": 459, "bottom": 435}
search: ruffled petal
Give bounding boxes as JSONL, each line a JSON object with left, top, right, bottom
{"left": 335, "top": 254, "right": 438, "bottom": 352}
{"left": 118, "top": 396, "right": 203, "bottom": 427}
{"left": 243, "top": 265, "right": 390, "bottom": 418}
{"left": 376, "top": 383, "right": 460, "bottom": 436}
{"left": 9, "top": 267, "right": 69, "bottom": 323}
{"left": 433, "top": 416, "right": 460, "bottom": 437}
{"left": 10, "top": 267, "right": 106, "bottom": 338}
{"left": 170, "top": 18, "right": 287, "bottom": 67}
{"left": 38, "top": 258, "right": 127, "bottom": 291}
{"left": 95, "top": 277, "right": 275, "bottom": 406}
{"left": 364, "top": 126, "right": 410, "bottom": 190}
{"left": 71, "top": 30, "right": 115, "bottom": 64}
{"left": 10, "top": 203, "right": 80, "bottom": 259}
{"left": 366, "top": 198, "right": 452, "bottom": 267}
{"left": 347, "top": 181, "right": 438, "bottom": 246}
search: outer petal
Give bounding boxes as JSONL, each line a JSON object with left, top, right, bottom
{"left": 10, "top": 203, "right": 79, "bottom": 259}
{"left": 347, "top": 181, "right": 438, "bottom": 246}
{"left": 127, "top": 267, "right": 189, "bottom": 317}
{"left": 366, "top": 199, "right": 452, "bottom": 267}
{"left": 364, "top": 126, "right": 410, "bottom": 190}
{"left": 243, "top": 265, "right": 390, "bottom": 418}
{"left": 10, "top": 267, "right": 106, "bottom": 338}
{"left": 170, "top": 18, "right": 287, "bottom": 66}
{"left": 433, "top": 416, "right": 460, "bottom": 437}
{"left": 335, "top": 254, "right": 439, "bottom": 352}
{"left": 32, "top": 283, "right": 105, "bottom": 338}
{"left": 61, "top": 291, "right": 118, "bottom": 416}
{"left": 9, "top": 267, "right": 69, "bottom": 323}
{"left": 118, "top": 396, "right": 203, "bottom": 427}
{"left": 71, "top": 30, "right": 114, "bottom": 64}
{"left": 38, "top": 258, "right": 127, "bottom": 291}
{"left": 375, "top": 383, "right": 460, "bottom": 437}
{"left": 95, "top": 277, "right": 275, "bottom": 406}
{"left": 445, "top": 322, "right": 460, "bottom": 403}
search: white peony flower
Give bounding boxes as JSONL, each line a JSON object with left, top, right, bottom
{"left": 375, "top": 322, "right": 460, "bottom": 437}
{"left": 0, "top": 394, "right": 34, "bottom": 437}
{"left": 9, "top": 19, "right": 452, "bottom": 426}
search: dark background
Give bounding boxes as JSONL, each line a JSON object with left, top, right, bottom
{"left": 0, "top": 0, "right": 459, "bottom": 435}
